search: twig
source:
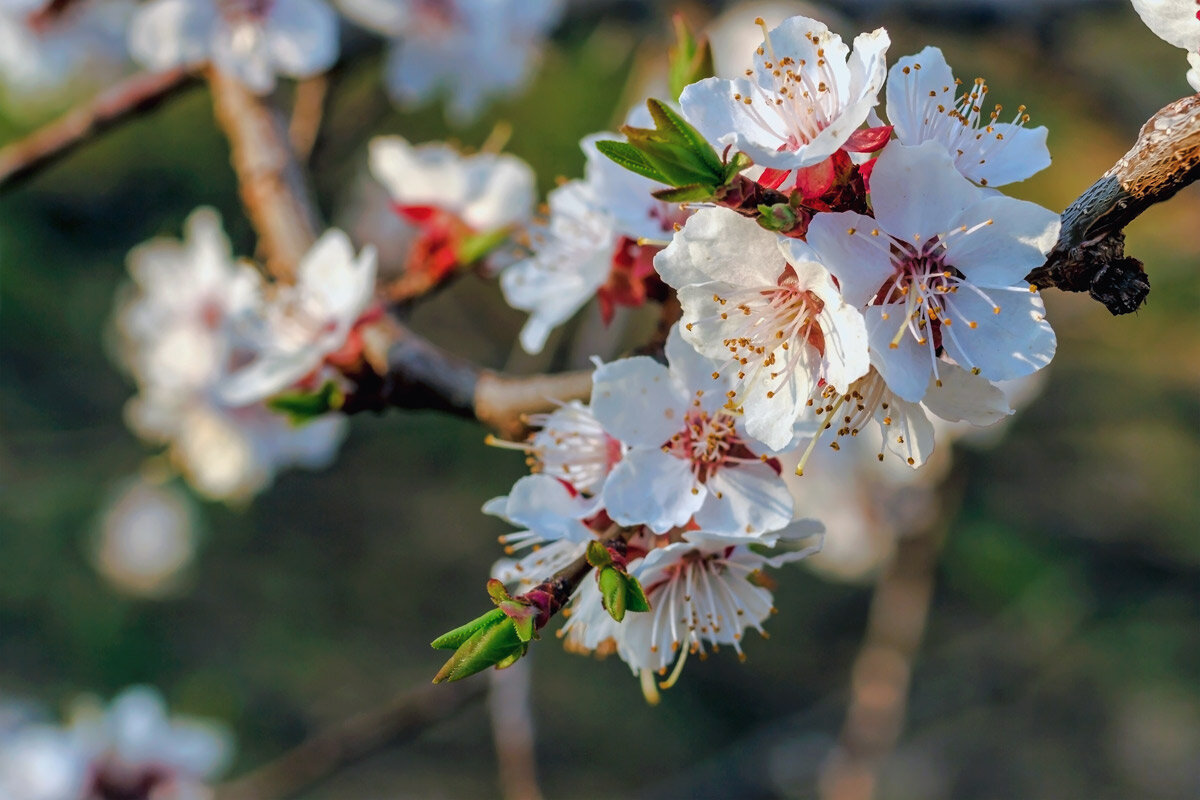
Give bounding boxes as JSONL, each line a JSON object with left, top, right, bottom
{"left": 207, "top": 67, "right": 321, "bottom": 281}
{"left": 343, "top": 320, "right": 593, "bottom": 439}
{"left": 215, "top": 681, "right": 487, "bottom": 800}
{"left": 817, "top": 471, "right": 966, "bottom": 800}
{"left": 0, "top": 68, "right": 197, "bottom": 189}
{"left": 488, "top": 658, "right": 544, "bottom": 800}
{"left": 288, "top": 75, "right": 329, "bottom": 164}
{"left": 1027, "top": 93, "right": 1200, "bottom": 315}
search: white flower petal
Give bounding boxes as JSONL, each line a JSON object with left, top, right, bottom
{"left": 1133, "top": 0, "right": 1200, "bottom": 50}
{"left": 602, "top": 448, "right": 704, "bottom": 533}
{"left": 127, "top": 0, "right": 215, "bottom": 71}
{"left": 865, "top": 305, "right": 933, "bottom": 403}
{"left": 879, "top": 394, "right": 935, "bottom": 467}
{"left": 920, "top": 363, "right": 1012, "bottom": 426}
{"left": 590, "top": 356, "right": 686, "bottom": 447}
{"left": 694, "top": 461, "right": 794, "bottom": 535}
{"left": 804, "top": 211, "right": 896, "bottom": 306}
{"left": 265, "top": 0, "right": 339, "bottom": 79}
{"left": 869, "top": 142, "right": 982, "bottom": 241}
{"left": 948, "top": 195, "right": 1060, "bottom": 287}
{"left": 938, "top": 286, "right": 1056, "bottom": 381}
{"left": 654, "top": 207, "right": 786, "bottom": 289}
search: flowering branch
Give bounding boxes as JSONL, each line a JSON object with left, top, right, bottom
{"left": 0, "top": 68, "right": 196, "bottom": 189}
{"left": 1027, "top": 93, "right": 1200, "bottom": 315}
{"left": 215, "top": 680, "right": 486, "bottom": 800}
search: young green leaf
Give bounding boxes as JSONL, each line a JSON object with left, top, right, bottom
{"left": 652, "top": 184, "right": 715, "bottom": 203}
{"left": 624, "top": 574, "right": 651, "bottom": 613}
{"left": 598, "top": 566, "right": 628, "bottom": 622}
{"left": 646, "top": 100, "right": 724, "bottom": 177}
{"left": 593, "top": 140, "right": 668, "bottom": 183}
{"left": 430, "top": 607, "right": 508, "bottom": 650}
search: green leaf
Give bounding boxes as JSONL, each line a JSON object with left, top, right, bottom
{"left": 652, "top": 184, "right": 716, "bottom": 203}
{"left": 594, "top": 140, "right": 667, "bottom": 183}
{"left": 625, "top": 574, "right": 651, "bottom": 613}
{"left": 432, "top": 618, "right": 527, "bottom": 683}
{"left": 668, "top": 14, "right": 715, "bottom": 101}
{"left": 267, "top": 381, "right": 344, "bottom": 425}
{"left": 598, "top": 567, "right": 627, "bottom": 622}
{"left": 619, "top": 133, "right": 713, "bottom": 188}
{"left": 431, "top": 608, "right": 508, "bottom": 650}
{"left": 456, "top": 226, "right": 510, "bottom": 265}
{"left": 646, "top": 100, "right": 723, "bottom": 177}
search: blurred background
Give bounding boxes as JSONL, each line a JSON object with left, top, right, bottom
{"left": 2, "top": 0, "right": 1199, "bottom": 797}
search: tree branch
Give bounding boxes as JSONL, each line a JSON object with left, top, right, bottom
{"left": 818, "top": 471, "right": 965, "bottom": 800}
{"left": 1027, "top": 93, "right": 1200, "bottom": 315}
{"left": 207, "top": 68, "right": 320, "bottom": 281}
{"left": 343, "top": 320, "right": 593, "bottom": 439}
{"left": 215, "top": 681, "right": 486, "bottom": 800}
{"left": 0, "top": 68, "right": 197, "bottom": 189}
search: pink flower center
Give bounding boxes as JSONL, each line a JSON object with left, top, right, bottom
{"left": 664, "top": 409, "right": 761, "bottom": 483}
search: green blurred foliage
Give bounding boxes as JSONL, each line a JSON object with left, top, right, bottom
{"left": 1, "top": 3, "right": 1198, "bottom": 798}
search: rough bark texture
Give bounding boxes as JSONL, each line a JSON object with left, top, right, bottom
{"left": 1027, "top": 94, "right": 1200, "bottom": 314}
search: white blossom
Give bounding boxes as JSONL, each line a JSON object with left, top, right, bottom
{"left": 218, "top": 230, "right": 378, "bottom": 406}
{"left": 339, "top": 0, "right": 562, "bottom": 122}
{"left": 680, "top": 15, "right": 889, "bottom": 170}
{"left": 0, "top": 0, "right": 131, "bottom": 101}
{"left": 500, "top": 179, "right": 618, "bottom": 354}
{"left": 1132, "top": 0, "right": 1200, "bottom": 50}
{"left": 805, "top": 141, "right": 1059, "bottom": 405}
{"left": 1132, "top": 0, "right": 1200, "bottom": 90}
{"left": 0, "top": 687, "right": 231, "bottom": 800}
{"left": 885, "top": 46, "right": 1050, "bottom": 187}
{"left": 592, "top": 326, "right": 795, "bottom": 535}
{"left": 369, "top": 135, "right": 536, "bottom": 233}
{"left": 128, "top": 0, "right": 339, "bottom": 94}
{"left": 115, "top": 208, "right": 346, "bottom": 502}
{"left": 560, "top": 522, "right": 822, "bottom": 697}
{"left": 93, "top": 476, "right": 197, "bottom": 597}
{"left": 655, "top": 207, "right": 870, "bottom": 451}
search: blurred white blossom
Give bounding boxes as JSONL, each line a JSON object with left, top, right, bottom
{"left": 128, "top": 0, "right": 339, "bottom": 94}
{"left": 0, "top": 0, "right": 132, "bottom": 105}
{"left": 339, "top": 0, "right": 562, "bottom": 122}
{"left": 114, "top": 208, "right": 346, "bottom": 502}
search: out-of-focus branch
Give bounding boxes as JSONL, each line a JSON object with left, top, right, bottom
{"left": 488, "top": 658, "right": 544, "bottom": 800}
{"left": 817, "top": 473, "right": 966, "bottom": 800}
{"left": 208, "top": 68, "right": 320, "bottom": 281}
{"left": 288, "top": 75, "right": 329, "bottom": 164}
{"left": 215, "top": 681, "right": 486, "bottom": 800}
{"left": 0, "top": 68, "right": 197, "bottom": 189}
{"left": 1027, "top": 93, "right": 1200, "bottom": 315}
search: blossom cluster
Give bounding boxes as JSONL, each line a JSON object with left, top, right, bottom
{"left": 449, "top": 13, "right": 1064, "bottom": 692}
{"left": 99, "top": 8, "right": 1072, "bottom": 697}
{"left": 0, "top": 686, "right": 231, "bottom": 800}
{"left": 114, "top": 208, "right": 379, "bottom": 501}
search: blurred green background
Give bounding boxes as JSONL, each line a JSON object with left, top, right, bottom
{"left": 1, "top": 1, "right": 1198, "bottom": 797}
